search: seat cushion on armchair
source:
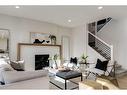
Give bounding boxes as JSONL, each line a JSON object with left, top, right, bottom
{"left": 95, "top": 59, "right": 109, "bottom": 71}
{"left": 85, "top": 68, "right": 105, "bottom": 76}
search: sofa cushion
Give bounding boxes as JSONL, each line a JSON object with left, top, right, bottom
{"left": 0, "top": 77, "right": 49, "bottom": 89}
{"left": 2, "top": 70, "right": 48, "bottom": 84}
{"left": 0, "top": 58, "right": 14, "bottom": 83}
{"left": 10, "top": 61, "right": 23, "bottom": 71}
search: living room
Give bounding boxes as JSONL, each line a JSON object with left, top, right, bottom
{"left": 0, "top": 1, "right": 127, "bottom": 94}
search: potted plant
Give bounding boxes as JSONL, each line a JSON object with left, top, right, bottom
{"left": 48, "top": 54, "right": 60, "bottom": 69}
{"left": 80, "top": 53, "right": 88, "bottom": 64}
{"left": 49, "top": 35, "right": 56, "bottom": 45}
{"left": 79, "top": 53, "right": 88, "bottom": 72}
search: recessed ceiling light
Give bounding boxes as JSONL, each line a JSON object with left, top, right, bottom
{"left": 98, "top": 6, "right": 103, "bottom": 10}
{"left": 68, "top": 19, "right": 71, "bottom": 22}
{"left": 15, "top": 6, "right": 20, "bottom": 9}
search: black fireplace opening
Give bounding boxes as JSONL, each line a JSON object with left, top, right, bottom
{"left": 35, "top": 54, "right": 49, "bottom": 70}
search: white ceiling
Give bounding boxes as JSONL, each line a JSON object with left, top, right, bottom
{"left": 0, "top": 6, "right": 127, "bottom": 28}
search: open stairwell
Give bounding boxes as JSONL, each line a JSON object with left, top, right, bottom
{"left": 88, "top": 31, "right": 112, "bottom": 60}
{"left": 88, "top": 17, "right": 127, "bottom": 78}
{"left": 97, "top": 17, "right": 112, "bottom": 32}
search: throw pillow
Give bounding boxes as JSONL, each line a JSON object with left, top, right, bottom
{"left": 0, "top": 58, "right": 8, "bottom": 66}
{"left": 0, "top": 58, "right": 14, "bottom": 71}
{"left": 0, "top": 63, "right": 14, "bottom": 83}
{"left": 70, "top": 57, "right": 78, "bottom": 65}
{"left": 95, "top": 59, "right": 109, "bottom": 71}
{"left": 10, "top": 61, "right": 23, "bottom": 71}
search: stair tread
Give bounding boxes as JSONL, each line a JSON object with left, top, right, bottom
{"left": 97, "top": 17, "right": 112, "bottom": 32}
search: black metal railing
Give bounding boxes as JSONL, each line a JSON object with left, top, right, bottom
{"left": 88, "top": 32, "right": 111, "bottom": 60}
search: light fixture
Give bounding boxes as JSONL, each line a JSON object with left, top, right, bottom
{"left": 98, "top": 6, "right": 103, "bottom": 10}
{"left": 68, "top": 19, "right": 71, "bottom": 22}
{"left": 15, "top": 6, "right": 20, "bottom": 9}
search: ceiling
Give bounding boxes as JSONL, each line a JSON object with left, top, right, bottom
{"left": 0, "top": 6, "right": 127, "bottom": 28}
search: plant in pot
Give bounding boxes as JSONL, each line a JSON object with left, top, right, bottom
{"left": 49, "top": 35, "right": 56, "bottom": 45}
{"left": 79, "top": 53, "right": 88, "bottom": 72}
{"left": 48, "top": 54, "right": 60, "bottom": 69}
{"left": 80, "top": 53, "right": 88, "bottom": 64}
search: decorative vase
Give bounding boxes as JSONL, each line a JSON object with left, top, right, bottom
{"left": 54, "top": 60, "right": 58, "bottom": 69}
{"left": 49, "top": 35, "right": 56, "bottom": 45}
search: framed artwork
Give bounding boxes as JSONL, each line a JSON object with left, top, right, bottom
{"left": 30, "top": 32, "right": 51, "bottom": 44}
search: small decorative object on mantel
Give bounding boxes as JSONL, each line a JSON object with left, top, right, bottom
{"left": 49, "top": 35, "right": 56, "bottom": 45}
{"left": 48, "top": 54, "right": 60, "bottom": 69}
{"left": 30, "top": 32, "right": 51, "bottom": 44}
{"left": 33, "top": 39, "right": 42, "bottom": 44}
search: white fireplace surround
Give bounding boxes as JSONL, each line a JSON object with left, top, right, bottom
{"left": 19, "top": 44, "right": 61, "bottom": 71}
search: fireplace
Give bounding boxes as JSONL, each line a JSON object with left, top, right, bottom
{"left": 35, "top": 54, "right": 49, "bottom": 70}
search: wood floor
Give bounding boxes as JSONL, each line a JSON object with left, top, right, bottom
{"left": 117, "top": 74, "right": 127, "bottom": 89}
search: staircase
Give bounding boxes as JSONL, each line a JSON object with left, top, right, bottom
{"left": 88, "top": 17, "right": 113, "bottom": 61}
{"left": 88, "top": 17, "right": 127, "bottom": 77}
{"left": 88, "top": 32, "right": 112, "bottom": 60}
{"left": 97, "top": 17, "right": 112, "bottom": 32}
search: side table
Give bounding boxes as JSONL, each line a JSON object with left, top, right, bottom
{"left": 79, "top": 62, "right": 94, "bottom": 80}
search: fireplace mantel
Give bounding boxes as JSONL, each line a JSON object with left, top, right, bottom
{"left": 17, "top": 43, "right": 62, "bottom": 60}
{"left": 17, "top": 43, "right": 62, "bottom": 71}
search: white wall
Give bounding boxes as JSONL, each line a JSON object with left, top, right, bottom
{"left": 0, "top": 38, "right": 7, "bottom": 51}
{"left": 72, "top": 24, "right": 105, "bottom": 63}
{"left": 72, "top": 25, "right": 87, "bottom": 58}
{"left": 0, "top": 14, "right": 72, "bottom": 61}
{"left": 97, "top": 18, "right": 127, "bottom": 69}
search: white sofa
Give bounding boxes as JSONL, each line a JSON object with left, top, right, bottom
{"left": 0, "top": 70, "right": 50, "bottom": 89}
{"left": 0, "top": 57, "right": 50, "bottom": 89}
{"left": 0, "top": 76, "right": 49, "bottom": 89}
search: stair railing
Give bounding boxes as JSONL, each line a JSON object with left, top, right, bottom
{"left": 97, "top": 17, "right": 112, "bottom": 32}
{"left": 88, "top": 31, "right": 113, "bottom": 62}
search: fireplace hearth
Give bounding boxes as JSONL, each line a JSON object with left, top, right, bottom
{"left": 35, "top": 54, "right": 49, "bottom": 70}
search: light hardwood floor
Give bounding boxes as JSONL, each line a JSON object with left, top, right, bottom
{"left": 117, "top": 75, "right": 127, "bottom": 89}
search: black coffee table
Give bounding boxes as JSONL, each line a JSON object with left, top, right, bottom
{"left": 49, "top": 70, "right": 82, "bottom": 90}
